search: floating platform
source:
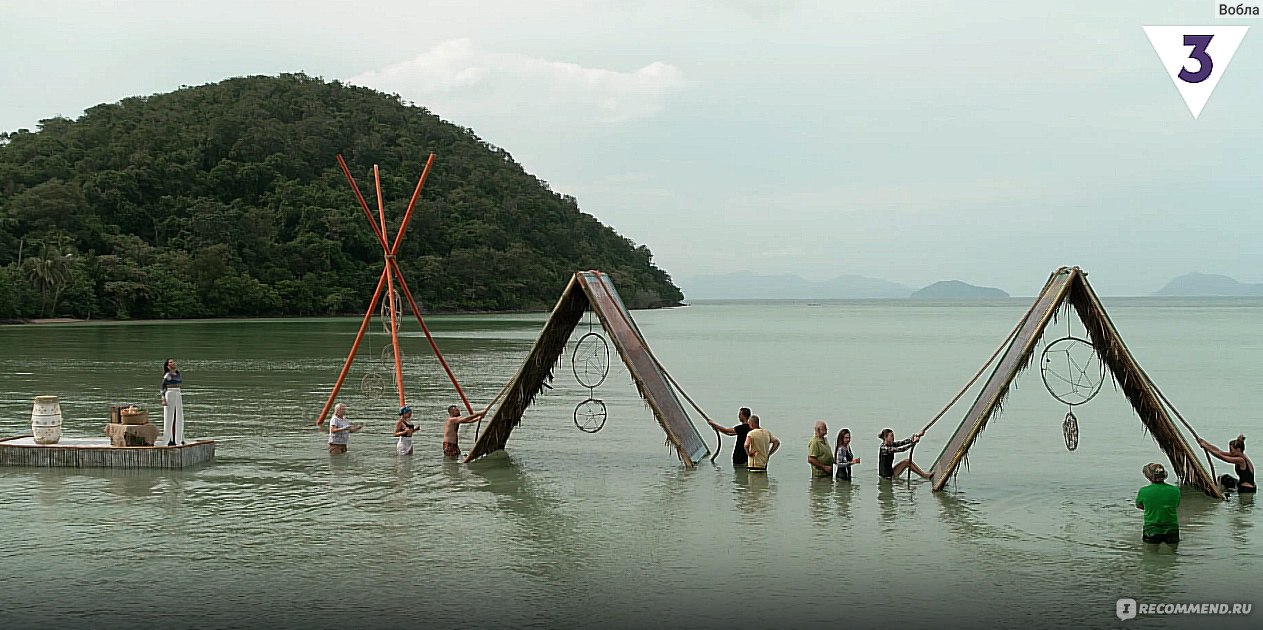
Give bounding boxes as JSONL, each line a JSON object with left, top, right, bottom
{"left": 0, "top": 436, "right": 215, "bottom": 469}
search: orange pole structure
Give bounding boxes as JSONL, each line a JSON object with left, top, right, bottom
{"left": 389, "top": 261, "right": 473, "bottom": 414}
{"left": 336, "top": 154, "right": 388, "bottom": 249}
{"left": 389, "top": 153, "right": 436, "bottom": 255}
{"left": 315, "top": 268, "right": 389, "bottom": 427}
{"left": 374, "top": 165, "right": 407, "bottom": 408}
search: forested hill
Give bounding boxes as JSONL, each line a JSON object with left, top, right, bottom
{"left": 0, "top": 73, "right": 683, "bottom": 320}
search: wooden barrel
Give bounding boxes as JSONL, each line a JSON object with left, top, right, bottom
{"left": 31, "top": 395, "right": 63, "bottom": 445}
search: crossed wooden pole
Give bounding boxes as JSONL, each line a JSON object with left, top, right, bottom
{"left": 315, "top": 153, "right": 473, "bottom": 427}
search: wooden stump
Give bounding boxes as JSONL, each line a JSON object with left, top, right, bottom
{"left": 104, "top": 423, "right": 159, "bottom": 447}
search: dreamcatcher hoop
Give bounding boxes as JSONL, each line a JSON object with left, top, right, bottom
{"left": 1040, "top": 336, "right": 1105, "bottom": 406}
{"left": 381, "top": 344, "right": 402, "bottom": 364}
{"left": 573, "top": 398, "right": 607, "bottom": 433}
{"left": 379, "top": 289, "right": 403, "bottom": 333}
{"left": 570, "top": 309, "right": 611, "bottom": 433}
{"left": 572, "top": 331, "right": 611, "bottom": 389}
{"left": 360, "top": 372, "right": 387, "bottom": 399}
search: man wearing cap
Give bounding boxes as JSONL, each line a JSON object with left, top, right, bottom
{"left": 442, "top": 404, "right": 487, "bottom": 459}
{"left": 393, "top": 405, "right": 417, "bottom": 455}
{"left": 1135, "top": 462, "right": 1181, "bottom": 545}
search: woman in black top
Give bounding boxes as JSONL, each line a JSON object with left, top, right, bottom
{"left": 877, "top": 428, "right": 931, "bottom": 480}
{"left": 1200, "top": 434, "right": 1256, "bottom": 493}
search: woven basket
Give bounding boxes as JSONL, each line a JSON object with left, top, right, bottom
{"left": 120, "top": 410, "right": 149, "bottom": 425}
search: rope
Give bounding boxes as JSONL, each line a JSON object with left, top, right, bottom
{"left": 1150, "top": 385, "right": 1217, "bottom": 484}
{"left": 905, "top": 291, "right": 1050, "bottom": 479}
{"left": 637, "top": 335, "right": 722, "bottom": 462}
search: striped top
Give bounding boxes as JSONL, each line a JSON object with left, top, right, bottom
{"left": 161, "top": 370, "right": 182, "bottom": 394}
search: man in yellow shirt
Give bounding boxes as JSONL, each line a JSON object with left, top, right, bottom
{"left": 806, "top": 420, "right": 834, "bottom": 478}
{"left": 743, "top": 415, "right": 780, "bottom": 472}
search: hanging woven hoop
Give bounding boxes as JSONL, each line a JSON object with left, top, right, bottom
{"left": 574, "top": 398, "right": 607, "bottom": 433}
{"left": 1062, "top": 410, "right": 1079, "bottom": 451}
{"left": 360, "top": 372, "right": 387, "bottom": 399}
{"left": 1041, "top": 336, "right": 1105, "bottom": 406}
{"left": 572, "top": 331, "right": 610, "bottom": 389}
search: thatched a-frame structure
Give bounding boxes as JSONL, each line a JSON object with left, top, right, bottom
{"left": 464, "top": 271, "right": 711, "bottom": 467}
{"left": 928, "top": 266, "right": 1223, "bottom": 498}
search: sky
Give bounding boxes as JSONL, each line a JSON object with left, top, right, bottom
{"left": 2, "top": 0, "right": 1261, "bottom": 295}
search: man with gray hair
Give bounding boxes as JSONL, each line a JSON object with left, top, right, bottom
{"left": 327, "top": 402, "right": 356, "bottom": 455}
{"left": 806, "top": 420, "right": 834, "bottom": 479}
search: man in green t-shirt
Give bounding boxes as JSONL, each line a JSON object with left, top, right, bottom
{"left": 1135, "top": 462, "right": 1180, "bottom": 545}
{"left": 807, "top": 420, "right": 834, "bottom": 478}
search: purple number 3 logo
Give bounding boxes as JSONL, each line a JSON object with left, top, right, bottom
{"left": 1178, "top": 34, "right": 1214, "bottom": 83}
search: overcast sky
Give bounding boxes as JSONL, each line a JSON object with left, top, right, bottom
{"left": 2, "top": 0, "right": 1260, "bottom": 295}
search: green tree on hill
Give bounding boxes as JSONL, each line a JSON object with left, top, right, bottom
{"left": 0, "top": 73, "right": 683, "bottom": 319}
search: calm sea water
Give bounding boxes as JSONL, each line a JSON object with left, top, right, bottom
{"left": 0, "top": 299, "right": 1258, "bottom": 629}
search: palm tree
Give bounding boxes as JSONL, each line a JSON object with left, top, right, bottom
{"left": 22, "top": 248, "right": 73, "bottom": 317}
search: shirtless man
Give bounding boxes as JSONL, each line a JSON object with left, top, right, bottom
{"left": 442, "top": 405, "right": 487, "bottom": 458}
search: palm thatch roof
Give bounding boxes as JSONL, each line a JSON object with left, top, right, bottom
{"left": 928, "top": 266, "right": 1222, "bottom": 498}
{"left": 464, "top": 271, "right": 710, "bottom": 467}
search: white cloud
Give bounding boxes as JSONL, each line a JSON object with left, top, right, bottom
{"left": 348, "top": 39, "right": 683, "bottom": 127}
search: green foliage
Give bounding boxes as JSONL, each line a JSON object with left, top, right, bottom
{"left": 0, "top": 74, "right": 682, "bottom": 319}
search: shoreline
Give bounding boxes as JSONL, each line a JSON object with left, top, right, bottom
{"left": 0, "top": 302, "right": 689, "bottom": 326}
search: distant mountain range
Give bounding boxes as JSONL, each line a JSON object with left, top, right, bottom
{"left": 680, "top": 271, "right": 1263, "bottom": 301}
{"left": 1154, "top": 273, "right": 1263, "bottom": 296}
{"left": 911, "top": 280, "right": 1009, "bottom": 299}
{"left": 679, "top": 272, "right": 1007, "bottom": 300}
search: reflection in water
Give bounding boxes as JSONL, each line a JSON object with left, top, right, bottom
{"left": 807, "top": 478, "right": 833, "bottom": 528}
{"left": 877, "top": 479, "right": 918, "bottom": 530}
{"left": 736, "top": 470, "right": 775, "bottom": 519}
{"left": 832, "top": 479, "right": 858, "bottom": 524}
{"left": 33, "top": 470, "right": 68, "bottom": 506}
{"left": 1229, "top": 491, "right": 1254, "bottom": 547}
{"left": 108, "top": 470, "right": 161, "bottom": 499}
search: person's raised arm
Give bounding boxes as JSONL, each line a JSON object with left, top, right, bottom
{"left": 457, "top": 410, "right": 488, "bottom": 425}
{"left": 1197, "top": 438, "right": 1245, "bottom": 465}
{"left": 708, "top": 419, "right": 737, "bottom": 436}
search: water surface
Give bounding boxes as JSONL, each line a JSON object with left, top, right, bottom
{"left": 0, "top": 298, "right": 1257, "bottom": 629}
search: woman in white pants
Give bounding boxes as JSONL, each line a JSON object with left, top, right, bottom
{"left": 161, "top": 358, "right": 185, "bottom": 446}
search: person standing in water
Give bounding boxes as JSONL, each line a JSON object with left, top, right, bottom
{"left": 877, "top": 428, "right": 931, "bottom": 480}
{"left": 707, "top": 407, "right": 753, "bottom": 468}
{"left": 327, "top": 403, "right": 353, "bottom": 455}
{"left": 393, "top": 406, "right": 417, "bottom": 456}
{"left": 160, "top": 358, "right": 185, "bottom": 446}
{"left": 442, "top": 405, "right": 487, "bottom": 459}
{"left": 743, "top": 415, "right": 780, "bottom": 473}
{"left": 834, "top": 428, "right": 860, "bottom": 481}
{"left": 1198, "top": 434, "right": 1256, "bottom": 493}
{"left": 806, "top": 420, "right": 834, "bottom": 479}
{"left": 1135, "top": 462, "right": 1180, "bottom": 545}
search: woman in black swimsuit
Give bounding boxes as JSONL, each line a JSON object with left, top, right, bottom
{"left": 1198, "top": 434, "right": 1255, "bottom": 493}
